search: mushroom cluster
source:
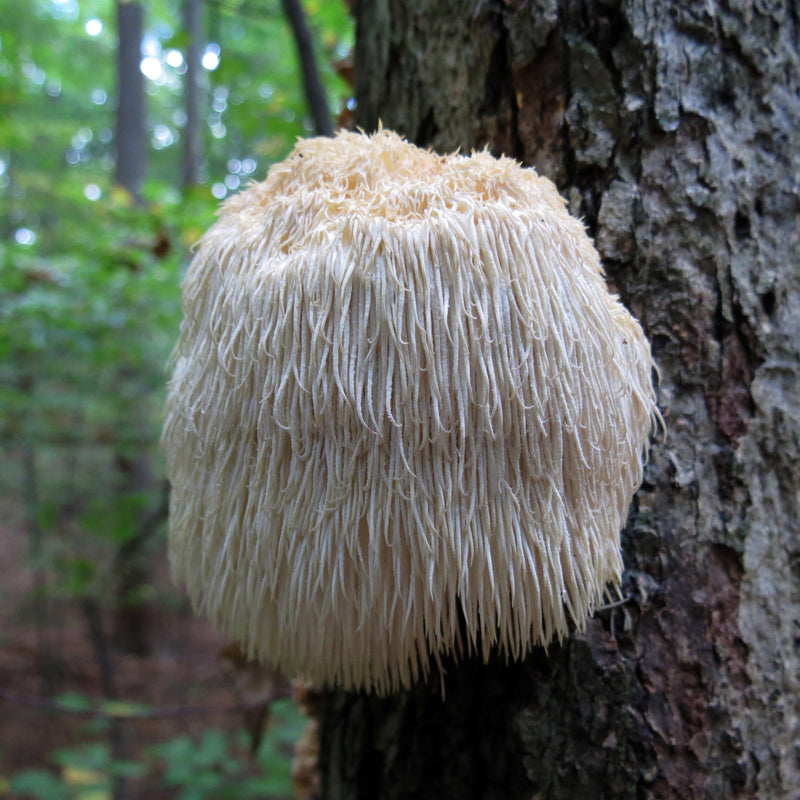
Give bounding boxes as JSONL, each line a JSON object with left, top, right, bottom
{"left": 163, "top": 129, "right": 656, "bottom": 694}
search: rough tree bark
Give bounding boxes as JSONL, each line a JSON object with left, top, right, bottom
{"left": 320, "top": 1, "right": 800, "bottom": 798}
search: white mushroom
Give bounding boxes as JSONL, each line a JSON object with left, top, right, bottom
{"left": 163, "top": 129, "right": 657, "bottom": 694}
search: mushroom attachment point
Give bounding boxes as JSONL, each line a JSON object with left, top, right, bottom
{"left": 163, "top": 129, "right": 658, "bottom": 694}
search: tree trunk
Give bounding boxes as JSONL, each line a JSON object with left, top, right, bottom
{"left": 113, "top": 2, "right": 157, "bottom": 655}
{"left": 115, "top": 0, "right": 147, "bottom": 199}
{"left": 181, "top": 0, "right": 203, "bottom": 189}
{"left": 321, "top": 1, "right": 800, "bottom": 798}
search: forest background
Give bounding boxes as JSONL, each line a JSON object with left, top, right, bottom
{"left": 0, "top": 1, "right": 353, "bottom": 797}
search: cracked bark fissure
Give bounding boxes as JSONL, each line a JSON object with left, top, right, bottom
{"left": 321, "top": 2, "right": 800, "bottom": 797}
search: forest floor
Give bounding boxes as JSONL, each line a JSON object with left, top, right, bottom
{"left": 0, "top": 500, "right": 303, "bottom": 799}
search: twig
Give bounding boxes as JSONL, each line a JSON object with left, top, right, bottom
{"left": 594, "top": 595, "right": 632, "bottom": 612}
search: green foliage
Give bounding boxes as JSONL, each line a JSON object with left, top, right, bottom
{"left": 6, "top": 699, "right": 307, "bottom": 799}
{"left": 149, "top": 700, "right": 308, "bottom": 799}
{"left": 0, "top": 0, "right": 352, "bottom": 596}
{"left": 0, "top": 189, "right": 187, "bottom": 600}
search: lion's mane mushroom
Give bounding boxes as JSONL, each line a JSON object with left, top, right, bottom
{"left": 163, "top": 129, "right": 657, "bottom": 694}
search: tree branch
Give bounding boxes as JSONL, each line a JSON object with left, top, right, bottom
{"left": 280, "top": 0, "right": 333, "bottom": 136}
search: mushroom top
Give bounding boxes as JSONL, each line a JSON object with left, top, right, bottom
{"left": 226, "top": 127, "right": 550, "bottom": 219}
{"left": 164, "top": 129, "right": 657, "bottom": 694}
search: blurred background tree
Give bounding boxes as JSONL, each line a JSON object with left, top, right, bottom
{"left": 0, "top": 1, "right": 352, "bottom": 797}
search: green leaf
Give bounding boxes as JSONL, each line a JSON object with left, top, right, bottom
{"left": 53, "top": 742, "right": 110, "bottom": 773}
{"left": 97, "top": 700, "right": 151, "bottom": 719}
{"left": 10, "top": 769, "right": 69, "bottom": 800}
{"left": 54, "top": 692, "right": 92, "bottom": 713}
